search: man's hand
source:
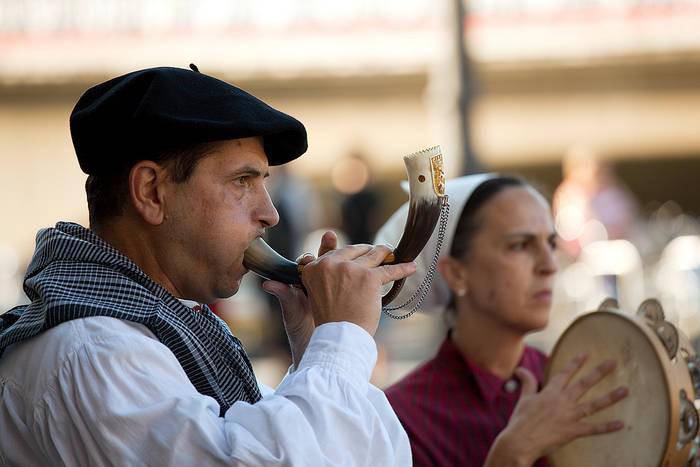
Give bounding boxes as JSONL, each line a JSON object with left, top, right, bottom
{"left": 485, "top": 354, "right": 628, "bottom": 467}
{"left": 300, "top": 240, "right": 416, "bottom": 336}
{"left": 262, "top": 231, "right": 338, "bottom": 368}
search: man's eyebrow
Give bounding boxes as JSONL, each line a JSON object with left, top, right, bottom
{"left": 228, "top": 165, "right": 270, "bottom": 178}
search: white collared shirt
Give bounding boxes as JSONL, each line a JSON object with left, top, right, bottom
{"left": 0, "top": 316, "right": 410, "bottom": 466}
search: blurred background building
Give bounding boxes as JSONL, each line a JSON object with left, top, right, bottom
{"left": 1, "top": 0, "right": 700, "bottom": 387}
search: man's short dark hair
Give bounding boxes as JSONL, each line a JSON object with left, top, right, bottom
{"left": 85, "top": 141, "right": 219, "bottom": 229}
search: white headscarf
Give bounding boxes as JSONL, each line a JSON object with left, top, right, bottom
{"left": 374, "top": 173, "right": 497, "bottom": 314}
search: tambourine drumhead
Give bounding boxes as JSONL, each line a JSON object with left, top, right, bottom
{"left": 546, "top": 311, "right": 671, "bottom": 467}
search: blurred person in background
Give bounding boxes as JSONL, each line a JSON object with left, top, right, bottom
{"left": 334, "top": 151, "right": 383, "bottom": 244}
{"left": 376, "top": 174, "right": 628, "bottom": 467}
{"left": 266, "top": 165, "right": 322, "bottom": 263}
{"left": 553, "top": 146, "right": 638, "bottom": 258}
{"left": 0, "top": 66, "right": 415, "bottom": 466}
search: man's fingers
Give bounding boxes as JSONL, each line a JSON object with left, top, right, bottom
{"left": 325, "top": 243, "right": 374, "bottom": 261}
{"left": 570, "top": 359, "right": 617, "bottom": 400}
{"left": 318, "top": 231, "right": 338, "bottom": 257}
{"left": 377, "top": 261, "right": 417, "bottom": 285}
{"left": 262, "top": 280, "right": 307, "bottom": 310}
{"left": 262, "top": 280, "right": 292, "bottom": 300}
{"left": 353, "top": 245, "right": 394, "bottom": 268}
{"left": 296, "top": 253, "right": 315, "bottom": 265}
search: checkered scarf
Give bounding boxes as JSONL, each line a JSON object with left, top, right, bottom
{"left": 0, "top": 222, "right": 262, "bottom": 414}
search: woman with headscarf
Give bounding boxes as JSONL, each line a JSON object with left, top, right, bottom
{"left": 376, "top": 174, "right": 628, "bottom": 467}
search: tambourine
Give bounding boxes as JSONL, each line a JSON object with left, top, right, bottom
{"left": 546, "top": 298, "right": 700, "bottom": 467}
{"left": 243, "top": 146, "right": 448, "bottom": 313}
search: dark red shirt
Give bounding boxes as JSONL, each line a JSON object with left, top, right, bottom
{"left": 386, "top": 337, "right": 549, "bottom": 467}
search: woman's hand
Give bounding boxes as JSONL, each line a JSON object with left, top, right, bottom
{"left": 485, "top": 354, "right": 628, "bottom": 467}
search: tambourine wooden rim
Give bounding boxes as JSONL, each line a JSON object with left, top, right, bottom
{"left": 545, "top": 308, "right": 697, "bottom": 467}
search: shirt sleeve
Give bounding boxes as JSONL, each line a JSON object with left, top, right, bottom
{"left": 33, "top": 322, "right": 411, "bottom": 467}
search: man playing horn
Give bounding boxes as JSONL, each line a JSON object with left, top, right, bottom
{"left": 0, "top": 66, "right": 416, "bottom": 466}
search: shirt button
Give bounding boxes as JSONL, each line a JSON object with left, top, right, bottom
{"left": 504, "top": 379, "right": 519, "bottom": 393}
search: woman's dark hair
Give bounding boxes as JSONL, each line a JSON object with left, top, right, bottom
{"left": 449, "top": 176, "right": 528, "bottom": 259}
{"left": 85, "top": 141, "right": 220, "bottom": 229}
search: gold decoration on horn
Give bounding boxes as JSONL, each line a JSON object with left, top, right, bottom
{"left": 430, "top": 153, "right": 445, "bottom": 197}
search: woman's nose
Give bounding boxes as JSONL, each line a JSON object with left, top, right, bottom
{"left": 537, "top": 244, "right": 558, "bottom": 275}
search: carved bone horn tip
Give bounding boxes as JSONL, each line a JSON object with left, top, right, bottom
{"left": 403, "top": 145, "right": 441, "bottom": 161}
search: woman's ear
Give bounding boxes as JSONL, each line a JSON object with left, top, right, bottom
{"left": 128, "top": 161, "right": 170, "bottom": 226}
{"left": 438, "top": 256, "right": 468, "bottom": 297}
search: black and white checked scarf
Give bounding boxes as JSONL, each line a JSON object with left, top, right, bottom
{"left": 0, "top": 222, "right": 262, "bottom": 414}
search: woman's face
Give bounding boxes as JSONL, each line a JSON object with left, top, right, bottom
{"left": 457, "top": 185, "right": 558, "bottom": 334}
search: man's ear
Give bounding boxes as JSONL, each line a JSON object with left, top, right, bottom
{"left": 128, "top": 161, "right": 171, "bottom": 226}
{"left": 437, "top": 256, "right": 468, "bottom": 296}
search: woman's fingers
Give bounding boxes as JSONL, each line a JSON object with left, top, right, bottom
{"left": 497, "top": 359, "right": 629, "bottom": 462}
{"left": 548, "top": 353, "right": 589, "bottom": 391}
{"left": 569, "top": 359, "right": 617, "bottom": 400}
{"left": 514, "top": 367, "right": 538, "bottom": 398}
{"left": 571, "top": 381, "right": 628, "bottom": 441}
{"left": 576, "top": 386, "right": 628, "bottom": 419}
{"left": 577, "top": 420, "right": 625, "bottom": 437}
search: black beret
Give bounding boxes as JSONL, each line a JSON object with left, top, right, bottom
{"left": 70, "top": 66, "right": 308, "bottom": 175}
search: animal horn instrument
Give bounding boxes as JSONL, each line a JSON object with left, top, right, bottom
{"left": 243, "top": 145, "right": 448, "bottom": 309}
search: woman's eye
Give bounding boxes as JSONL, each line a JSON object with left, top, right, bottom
{"left": 509, "top": 241, "right": 527, "bottom": 251}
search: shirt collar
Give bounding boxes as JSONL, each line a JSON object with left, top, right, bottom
{"left": 438, "top": 334, "right": 534, "bottom": 404}
{"left": 178, "top": 299, "right": 204, "bottom": 313}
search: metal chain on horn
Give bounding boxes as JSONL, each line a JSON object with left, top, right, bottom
{"left": 382, "top": 197, "right": 450, "bottom": 320}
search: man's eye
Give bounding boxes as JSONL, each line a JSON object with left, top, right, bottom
{"left": 234, "top": 176, "right": 251, "bottom": 186}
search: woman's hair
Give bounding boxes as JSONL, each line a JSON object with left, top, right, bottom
{"left": 444, "top": 176, "right": 529, "bottom": 319}
{"left": 450, "top": 176, "right": 528, "bottom": 259}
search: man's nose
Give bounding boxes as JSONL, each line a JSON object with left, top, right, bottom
{"left": 258, "top": 187, "right": 279, "bottom": 229}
